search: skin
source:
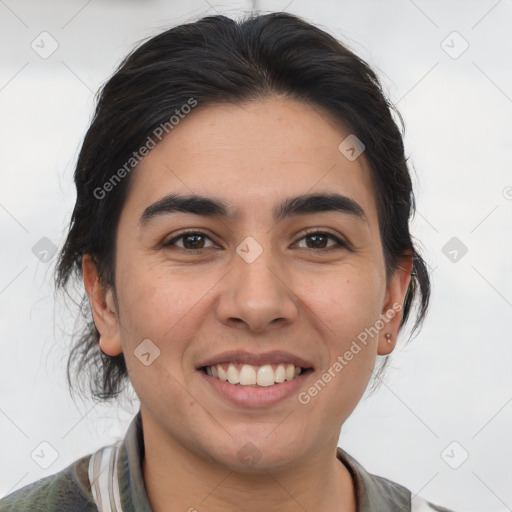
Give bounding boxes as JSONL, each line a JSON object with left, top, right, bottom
{"left": 83, "top": 96, "right": 412, "bottom": 512}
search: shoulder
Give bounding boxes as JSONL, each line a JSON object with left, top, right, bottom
{"left": 0, "top": 454, "right": 97, "bottom": 512}
{"left": 411, "top": 495, "right": 457, "bottom": 511}
{"left": 336, "top": 447, "right": 457, "bottom": 512}
{"left": 366, "top": 472, "right": 457, "bottom": 512}
{"left": 363, "top": 470, "right": 457, "bottom": 512}
{"left": 367, "top": 473, "right": 455, "bottom": 512}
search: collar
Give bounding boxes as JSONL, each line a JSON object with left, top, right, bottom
{"left": 335, "top": 446, "right": 411, "bottom": 511}
{"left": 116, "top": 411, "right": 410, "bottom": 511}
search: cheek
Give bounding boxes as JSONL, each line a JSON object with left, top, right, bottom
{"left": 300, "top": 270, "right": 383, "bottom": 395}
{"left": 299, "top": 273, "right": 382, "bottom": 412}
{"left": 113, "top": 263, "right": 207, "bottom": 404}
{"left": 303, "top": 269, "right": 384, "bottom": 340}
{"left": 115, "top": 259, "right": 216, "bottom": 348}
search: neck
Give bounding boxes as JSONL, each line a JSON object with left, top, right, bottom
{"left": 141, "top": 415, "right": 356, "bottom": 512}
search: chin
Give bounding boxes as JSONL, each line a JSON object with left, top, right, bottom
{"left": 203, "top": 432, "right": 305, "bottom": 473}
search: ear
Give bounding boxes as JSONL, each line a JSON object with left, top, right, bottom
{"left": 377, "top": 254, "right": 414, "bottom": 356}
{"left": 82, "top": 254, "right": 123, "bottom": 356}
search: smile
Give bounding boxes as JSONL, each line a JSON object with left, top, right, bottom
{"left": 196, "top": 350, "right": 315, "bottom": 406}
{"left": 201, "top": 362, "right": 307, "bottom": 387}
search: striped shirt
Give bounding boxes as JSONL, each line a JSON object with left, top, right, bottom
{"left": 0, "top": 410, "right": 455, "bottom": 511}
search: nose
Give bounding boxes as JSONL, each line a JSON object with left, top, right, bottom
{"left": 216, "top": 242, "right": 299, "bottom": 333}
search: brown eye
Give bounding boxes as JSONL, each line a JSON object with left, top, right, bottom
{"left": 164, "top": 231, "right": 216, "bottom": 251}
{"left": 295, "top": 231, "right": 348, "bottom": 251}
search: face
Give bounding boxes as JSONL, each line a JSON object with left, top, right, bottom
{"left": 84, "top": 96, "right": 411, "bottom": 472}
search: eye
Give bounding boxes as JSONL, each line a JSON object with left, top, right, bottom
{"left": 294, "top": 230, "right": 348, "bottom": 251}
{"left": 163, "top": 229, "right": 349, "bottom": 253}
{"left": 163, "top": 231, "right": 217, "bottom": 252}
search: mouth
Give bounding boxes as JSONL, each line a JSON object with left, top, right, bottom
{"left": 199, "top": 362, "right": 314, "bottom": 387}
{"left": 196, "top": 350, "right": 315, "bottom": 406}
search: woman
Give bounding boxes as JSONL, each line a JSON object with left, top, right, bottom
{"left": 0, "top": 11, "right": 456, "bottom": 512}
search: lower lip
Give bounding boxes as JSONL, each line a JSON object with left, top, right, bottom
{"left": 198, "top": 369, "right": 313, "bottom": 407}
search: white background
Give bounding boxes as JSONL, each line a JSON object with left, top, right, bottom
{"left": 0, "top": 1, "right": 511, "bottom": 511}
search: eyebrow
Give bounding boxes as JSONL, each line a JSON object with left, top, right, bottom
{"left": 139, "top": 192, "right": 368, "bottom": 226}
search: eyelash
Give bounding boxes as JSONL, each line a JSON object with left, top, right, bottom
{"left": 163, "top": 229, "right": 349, "bottom": 253}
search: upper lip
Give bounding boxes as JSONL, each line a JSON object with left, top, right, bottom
{"left": 197, "top": 350, "right": 314, "bottom": 369}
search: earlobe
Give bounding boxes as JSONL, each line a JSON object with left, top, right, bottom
{"left": 378, "top": 332, "right": 396, "bottom": 355}
{"left": 377, "top": 254, "right": 413, "bottom": 356}
{"left": 98, "top": 334, "right": 123, "bottom": 357}
{"left": 82, "top": 255, "right": 123, "bottom": 357}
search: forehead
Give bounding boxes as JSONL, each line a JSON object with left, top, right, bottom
{"left": 123, "top": 96, "right": 377, "bottom": 224}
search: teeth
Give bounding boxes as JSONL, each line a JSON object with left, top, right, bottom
{"left": 240, "top": 364, "right": 257, "bottom": 385}
{"left": 274, "top": 364, "right": 286, "bottom": 383}
{"left": 227, "top": 363, "right": 240, "bottom": 384}
{"left": 204, "top": 362, "right": 305, "bottom": 386}
{"left": 256, "top": 365, "right": 274, "bottom": 387}
{"left": 217, "top": 365, "right": 228, "bottom": 381}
